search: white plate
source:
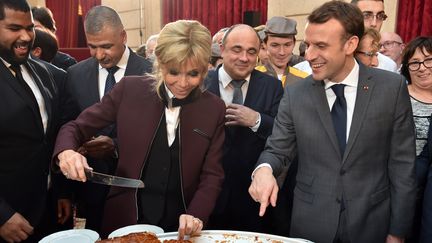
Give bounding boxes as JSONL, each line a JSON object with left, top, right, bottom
{"left": 108, "top": 224, "right": 164, "bottom": 238}
{"left": 39, "top": 229, "right": 99, "bottom": 243}
{"left": 157, "top": 230, "right": 314, "bottom": 243}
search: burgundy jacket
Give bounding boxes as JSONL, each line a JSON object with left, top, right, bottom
{"left": 53, "top": 76, "right": 225, "bottom": 236}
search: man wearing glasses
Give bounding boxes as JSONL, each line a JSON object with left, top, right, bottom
{"left": 380, "top": 32, "right": 405, "bottom": 72}
{"left": 352, "top": 0, "right": 399, "bottom": 73}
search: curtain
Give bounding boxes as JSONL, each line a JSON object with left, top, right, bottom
{"left": 46, "top": 0, "right": 100, "bottom": 48}
{"left": 396, "top": 0, "right": 432, "bottom": 44}
{"left": 162, "top": 0, "right": 267, "bottom": 36}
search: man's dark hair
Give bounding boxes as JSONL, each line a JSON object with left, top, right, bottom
{"left": 0, "top": 0, "right": 30, "bottom": 20}
{"left": 401, "top": 36, "right": 432, "bottom": 84}
{"left": 32, "top": 28, "right": 59, "bottom": 62}
{"left": 308, "top": 1, "right": 364, "bottom": 41}
{"left": 32, "top": 6, "right": 56, "bottom": 32}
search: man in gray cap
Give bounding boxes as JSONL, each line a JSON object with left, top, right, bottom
{"left": 256, "top": 16, "right": 308, "bottom": 87}
{"left": 208, "top": 43, "right": 223, "bottom": 70}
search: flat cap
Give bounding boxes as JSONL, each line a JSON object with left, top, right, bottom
{"left": 265, "top": 16, "right": 297, "bottom": 36}
{"left": 257, "top": 30, "right": 266, "bottom": 41}
{"left": 211, "top": 43, "right": 221, "bottom": 58}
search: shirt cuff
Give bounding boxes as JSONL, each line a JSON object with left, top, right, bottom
{"left": 251, "top": 163, "right": 273, "bottom": 180}
{"left": 249, "top": 113, "right": 261, "bottom": 132}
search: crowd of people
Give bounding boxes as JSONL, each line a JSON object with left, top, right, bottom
{"left": 0, "top": 0, "right": 431, "bottom": 242}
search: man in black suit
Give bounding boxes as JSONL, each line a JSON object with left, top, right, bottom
{"left": 0, "top": 0, "right": 60, "bottom": 242}
{"left": 205, "top": 24, "right": 284, "bottom": 232}
{"left": 64, "top": 5, "right": 152, "bottom": 232}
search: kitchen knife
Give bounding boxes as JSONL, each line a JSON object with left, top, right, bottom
{"left": 84, "top": 168, "right": 145, "bottom": 188}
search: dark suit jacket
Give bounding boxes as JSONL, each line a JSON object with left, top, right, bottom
{"left": 65, "top": 48, "right": 152, "bottom": 119}
{"left": 258, "top": 62, "right": 416, "bottom": 242}
{"left": 205, "top": 67, "right": 283, "bottom": 231}
{"left": 53, "top": 76, "right": 225, "bottom": 237}
{"left": 416, "top": 117, "right": 432, "bottom": 242}
{"left": 0, "top": 59, "right": 59, "bottom": 229}
{"left": 51, "top": 51, "right": 77, "bottom": 71}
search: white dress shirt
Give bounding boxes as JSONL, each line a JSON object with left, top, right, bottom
{"left": 2, "top": 58, "right": 48, "bottom": 133}
{"left": 377, "top": 52, "right": 398, "bottom": 73}
{"left": 164, "top": 85, "right": 181, "bottom": 147}
{"left": 98, "top": 47, "right": 130, "bottom": 99}
{"left": 218, "top": 65, "right": 261, "bottom": 131}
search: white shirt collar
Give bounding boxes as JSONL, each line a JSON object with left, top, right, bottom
{"left": 219, "top": 64, "right": 251, "bottom": 88}
{"left": 324, "top": 58, "right": 359, "bottom": 89}
{"left": 98, "top": 46, "right": 129, "bottom": 71}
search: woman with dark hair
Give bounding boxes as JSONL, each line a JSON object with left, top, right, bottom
{"left": 401, "top": 36, "right": 432, "bottom": 243}
{"left": 53, "top": 20, "right": 225, "bottom": 239}
{"left": 401, "top": 36, "right": 432, "bottom": 155}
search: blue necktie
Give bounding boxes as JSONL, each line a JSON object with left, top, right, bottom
{"left": 104, "top": 66, "right": 119, "bottom": 94}
{"left": 331, "top": 84, "right": 347, "bottom": 155}
{"left": 231, "top": 79, "right": 246, "bottom": 104}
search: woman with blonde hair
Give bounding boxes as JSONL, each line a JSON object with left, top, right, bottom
{"left": 53, "top": 20, "right": 225, "bottom": 239}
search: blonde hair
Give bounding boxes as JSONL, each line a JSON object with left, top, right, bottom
{"left": 153, "top": 20, "right": 211, "bottom": 98}
{"left": 358, "top": 28, "right": 381, "bottom": 52}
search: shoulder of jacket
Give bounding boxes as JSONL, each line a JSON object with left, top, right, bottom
{"left": 255, "top": 65, "right": 267, "bottom": 72}
{"left": 289, "top": 66, "right": 309, "bottom": 78}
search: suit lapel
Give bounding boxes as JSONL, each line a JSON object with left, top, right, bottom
{"left": 204, "top": 69, "right": 221, "bottom": 97}
{"left": 243, "top": 70, "right": 260, "bottom": 107}
{"left": 310, "top": 79, "right": 342, "bottom": 156}
{"left": 0, "top": 61, "right": 44, "bottom": 132}
{"left": 26, "top": 61, "right": 53, "bottom": 132}
{"left": 88, "top": 59, "right": 101, "bottom": 104}
{"left": 343, "top": 65, "right": 374, "bottom": 162}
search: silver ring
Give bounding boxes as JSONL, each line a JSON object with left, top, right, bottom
{"left": 64, "top": 172, "right": 69, "bottom": 178}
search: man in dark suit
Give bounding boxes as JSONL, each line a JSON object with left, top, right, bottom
{"left": 249, "top": 2, "right": 416, "bottom": 243}
{"left": 0, "top": 0, "right": 60, "bottom": 242}
{"left": 206, "top": 24, "right": 284, "bottom": 232}
{"left": 64, "top": 5, "right": 152, "bottom": 232}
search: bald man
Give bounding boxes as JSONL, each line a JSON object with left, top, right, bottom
{"left": 380, "top": 32, "right": 405, "bottom": 72}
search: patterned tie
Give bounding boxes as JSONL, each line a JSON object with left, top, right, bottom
{"left": 10, "top": 64, "right": 38, "bottom": 108}
{"left": 231, "top": 79, "right": 246, "bottom": 104}
{"left": 104, "top": 66, "right": 120, "bottom": 94}
{"left": 331, "top": 84, "right": 347, "bottom": 155}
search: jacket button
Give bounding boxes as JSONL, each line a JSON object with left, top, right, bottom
{"left": 336, "top": 198, "right": 341, "bottom": 204}
{"left": 340, "top": 169, "right": 346, "bottom": 175}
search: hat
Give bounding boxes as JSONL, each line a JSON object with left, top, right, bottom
{"left": 211, "top": 43, "right": 221, "bottom": 58}
{"left": 257, "top": 30, "right": 266, "bottom": 42}
{"left": 265, "top": 16, "right": 297, "bottom": 36}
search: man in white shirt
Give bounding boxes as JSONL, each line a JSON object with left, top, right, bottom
{"left": 352, "top": 0, "right": 398, "bottom": 72}
{"left": 205, "top": 24, "right": 284, "bottom": 232}
{"left": 380, "top": 32, "right": 405, "bottom": 72}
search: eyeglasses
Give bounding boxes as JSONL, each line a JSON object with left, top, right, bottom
{"left": 356, "top": 51, "right": 378, "bottom": 58}
{"left": 362, "top": 11, "right": 387, "bottom": 21}
{"left": 380, "top": 41, "right": 402, "bottom": 49}
{"left": 407, "top": 57, "right": 432, "bottom": 71}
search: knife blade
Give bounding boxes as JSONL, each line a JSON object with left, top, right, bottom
{"left": 84, "top": 168, "right": 145, "bottom": 188}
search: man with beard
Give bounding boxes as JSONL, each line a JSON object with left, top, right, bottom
{"left": 63, "top": 5, "right": 152, "bottom": 232}
{"left": 0, "top": 0, "right": 60, "bottom": 242}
